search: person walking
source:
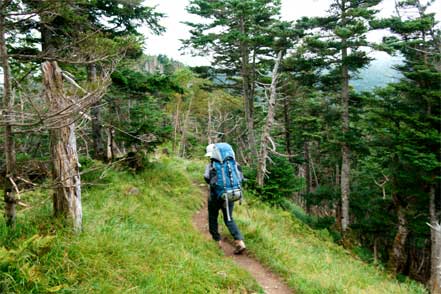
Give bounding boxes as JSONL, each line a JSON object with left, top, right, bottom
{"left": 204, "top": 143, "right": 246, "bottom": 254}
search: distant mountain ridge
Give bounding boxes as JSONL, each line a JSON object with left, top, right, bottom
{"left": 351, "top": 54, "right": 403, "bottom": 92}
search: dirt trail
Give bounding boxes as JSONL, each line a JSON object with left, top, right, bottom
{"left": 192, "top": 185, "right": 293, "bottom": 294}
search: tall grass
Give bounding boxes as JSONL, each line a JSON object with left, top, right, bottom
{"left": 232, "top": 197, "right": 427, "bottom": 293}
{"left": 1, "top": 157, "right": 261, "bottom": 293}
{"left": 1, "top": 156, "right": 428, "bottom": 293}
{"left": 186, "top": 161, "right": 427, "bottom": 294}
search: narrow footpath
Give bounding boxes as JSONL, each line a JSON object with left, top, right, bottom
{"left": 192, "top": 185, "right": 293, "bottom": 294}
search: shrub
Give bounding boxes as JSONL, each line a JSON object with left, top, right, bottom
{"left": 243, "top": 156, "right": 302, "bottom": 205}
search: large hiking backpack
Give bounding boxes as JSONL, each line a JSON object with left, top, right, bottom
{"left": 210, "top": 143, "right": 243, "bottom": 221}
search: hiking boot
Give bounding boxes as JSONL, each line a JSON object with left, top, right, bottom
{"left": 233, "top": 240, "right": 246, "bottom": 254}
{"left": 217, "top": 240, "right": 222, "bottom": 248}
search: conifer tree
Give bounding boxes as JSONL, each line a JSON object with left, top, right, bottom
{"left": 371, "top": 0, "right": 441, "bottom": 286}
{"left": 183, "top": 0, "right": 282, "bottom": 163}
{"left": 300, "top": 0, "right": 381, "bottom": 233}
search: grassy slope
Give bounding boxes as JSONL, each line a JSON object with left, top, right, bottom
{"left": 185, "top": 161, "right": 427, "bottom": 294}
{"left": 1, "top": 157, "right": 260, "bottom": 293}
{"left": 234, "top": 204, "right": 427, "bottom": 294}
{"left": 1, "top": 156, "right": 428, "bottom": 293}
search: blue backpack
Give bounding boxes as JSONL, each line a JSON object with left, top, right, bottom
{"left": 210, "top": 143, "right": 243, "bottom": 221}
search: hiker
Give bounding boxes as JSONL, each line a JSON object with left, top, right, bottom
{"left": 204, "top": 143, "right": 246, "bottom": 254}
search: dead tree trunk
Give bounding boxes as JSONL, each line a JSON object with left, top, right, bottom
{"left": 429, "top": 185, "right": 441, "bottom": 293}
{"left": 1, "top": 6, "right": 17, "bottom": 226}
{"left": 42, "top": 61, "right": 82, "bottom": 232}
{"left": 179, "top": 93, "right": 194, "bottom": 158}
{"left": 88, "top": 64, "right": 105, "bottom": 160}
{"left": 172, "top": 97, "right": 181, "bottom": 154}
{"left": 283, "top": 90, "right": 293, "bottom": 161}
{"left": 257, "top": 51, "right": 282, "bottom": 187}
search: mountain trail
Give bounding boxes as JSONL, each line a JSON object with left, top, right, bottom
{"left": 192, "top": 184, "right": 293, "bottom": 294}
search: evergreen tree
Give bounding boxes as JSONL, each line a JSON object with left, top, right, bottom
{"left": 299, "top": 0, "right": 381, "bottom": 233}
{"left": 183, "top": 0, "right": 283, "bottom": 163}
{"left": 368, "top": 0, "right": 441, "bottom": 284}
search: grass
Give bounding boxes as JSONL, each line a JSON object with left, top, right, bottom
{"left": 228, "top": 197, "right": 427, "bottom": 294}
{"left": 187, "top": 160, "right": 427, "bottom": 294}
{"left": 1, "top": 156, "right": 429, "bottom": 294}
{"left": 0, "top": 157, "right": 261, "bottom": 293}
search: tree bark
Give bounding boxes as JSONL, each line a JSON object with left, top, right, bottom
{"left": 257, "top": 51, "right": 282, "bottom": 187}
{"left": 283, "top": 90, "right": 293, "bottom": 161}
{"left": 207, "top": 94, "right": 213, "bottom": 144}
{"left": 239, "top": 15, "right": 258, "bottom": 164}
{"left": 88, "top": 64, "right": 105, "bottom": 160}
{"left": 373, "top": 238, "right": 379, "bottom": 264}
{"left": 107, "top": 127, "right": 115, "bottom": 161}
{"left": 340, "top": 44, "right": 351, "bottom": 233}
{"left": 304, "top": 141, "right": 312, "bottom": 194}
{"left": 388, "top": 196, "right": 409, "bottom": 274}
{"left": 1, "top": 5, "right": 17, "bottom": 226}
{"left": 42, "top": 61, "right": 82, "bottom": 232}
{"left": 179, "top": 92, "right": 194, "bottom": 158}
{"left": 172, "top": 97, "right": 181, "bottom": 154}
{"left": 429, "top": 185, "right": 441, "bottom": 293}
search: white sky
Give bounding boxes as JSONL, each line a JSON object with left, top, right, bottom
{"left": 142, "top": 0, "right": 441, "bottom": 66}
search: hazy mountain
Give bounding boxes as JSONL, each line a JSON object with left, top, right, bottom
{"left": 350, "top": 53, "right": 403, "bottom": 92}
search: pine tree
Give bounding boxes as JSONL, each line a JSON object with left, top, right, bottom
{"left": 299, "top": 0, "right": 381, "bottom": 233}
{"left": 370, "top": 0, "right": 441, "bottom": 285}
{"left": 183, "top": 0, "right": 283, "bottom": 163}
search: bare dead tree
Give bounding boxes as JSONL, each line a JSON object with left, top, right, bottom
{"left": 257, "top": 51, "right": 283, "bottom": 187}
{"left": 42, "top": 61, "right": 83, "bottom": 231}
{"left": 88, "top": 64, "right": 105, "bottom": 160}
{"left": 40, "top": 60, "right": 112, "bottom": 231}
{"left": 1, "top": 0, "right": 17, "bottom": 226}
{"left": 179, "top": 91, "right": 194, "bottom": 158}
{"left": 373, "top": 174, "right": 390, "bottom": 199}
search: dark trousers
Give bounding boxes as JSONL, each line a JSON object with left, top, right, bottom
{"left": 208, "top": 191, "right": 243, "bottom": 241}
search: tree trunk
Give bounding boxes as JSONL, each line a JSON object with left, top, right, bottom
{"left": 304, "top": 141, "right": 312, "bottom": 194}
{"left": 42, "top": 61, "right": 82, "bottom": 232}
{"left": 340, "top": 45, "right": 351, "bottom": 233}
{"left": 1, "top": 6, "right": 17, "bottom": 226}
{"left": 239, "top": 16, "right": 258, "bottom": 164}
{"left": 430, "top": 185, "right": 441, "bottom": 293}
{"left": 107, "top": 127, "right": 115, "bottom": 161}
{"left": 88, "top": 64, "right": 105, "bottom": 160}
{"left": 257, "top": 51, "right": 282, "bottom": 186}
{"left": 373, "top": 238, "right": 379, "bottom": 264}
{"left": 388, "top": 197, "right": 409, "bottom": 274}
{"left": 207, "top": 94, "right": 213, "bottom": 144}
{"left": 179, "top": 92, "right": 194, "bottom": 158}
{"left": 283, "top": 90, "right": 293, "bottom": 160}
{"left": 172, "top": 97, "right": 181, "bottom": 154}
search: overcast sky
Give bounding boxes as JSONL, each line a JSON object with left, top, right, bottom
{"left": 142, "top": 0, "right": 441, "bottom": 66}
